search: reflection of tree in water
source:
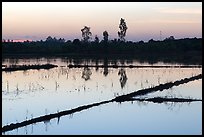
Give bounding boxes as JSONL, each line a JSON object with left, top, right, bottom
{"left": 118, "top": 68, "right": 128, "bottom": 88}
{"left": 8, "top": 58, "right": 19, "bottom": 66}
{"left": 103, "top": 58, "right": 108, "bottom": 76}
{"left": 95, "top": 59, "right": 99, "bottom": 72}
{"left": 103, "top": 67, "right": 108, "bottom": 76}
{"left": 82, "top": 67, "right": 92, "bottom": 81}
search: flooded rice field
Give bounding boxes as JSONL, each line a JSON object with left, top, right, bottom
{"left": 2, "top": 58, "right": 202, "bottom": 135}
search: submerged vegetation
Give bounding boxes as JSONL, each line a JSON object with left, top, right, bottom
{"left": 2, "top": 64, "right": 57, "bottom": 72}
{"left": 2, "top": 73, "right": 202, "bottom": 133}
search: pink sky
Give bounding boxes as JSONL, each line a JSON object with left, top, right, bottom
{"left": 2, "top": 2, "right": 202, "bottom": 42}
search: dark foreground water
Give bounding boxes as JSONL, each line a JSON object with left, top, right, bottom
{"left": 2, "top": 58, "right": 202, "bottom": 135}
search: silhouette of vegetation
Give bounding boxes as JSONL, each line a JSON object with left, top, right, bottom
{"left": 2, "top": 37, "right": 201, "bottom": 64}
{"left": 127, "top": 97, "right": 202, "bottom": 103}
{"left": 118, "top": 18, "right": 128, "bottom": 41}
{"left": 2, "top": 64, "right": 57, "bottom": 72}
{"left": 114, "top": 74, "right": 202, "bottom": 102}
{"left": 2, "top": 18, "right": 202, "bottom": 65}
{"left": 81, "top": 26, "right": 92, "bottom": 42}
{"left": 2, "top": 18, "right": 202, "bottom": 134}
{"left": 94, "top": 35, "right": 99, "bottom": 43}
{"left": 103, "top": 30, "right": 109, "bottom": 42}
{"left": 2, "top": 99, "right": 113, "bottom": 133}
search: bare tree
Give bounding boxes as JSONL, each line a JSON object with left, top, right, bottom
{"left": 118, "top": 18, "right": 128, "bottom": 41}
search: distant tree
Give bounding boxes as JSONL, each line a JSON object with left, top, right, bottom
{"left": 112, "top": 38, "right": 118, "bottom": 43}
{"left": 58, "top": 38, "right": 65, "bottom": 43}
{"left": 103, "top": 31, "right": 109, "bottom": 42}
{"left": 165, "top": 36, "right": 175, "bottom": 41}
{"left": 118, "top": 18, "right": 128, "bottom": 41}
{"left": 81, "top": 26, "right": 92, "bottom": 42}
{"left": 94, "top": 35, "right": 99, "bottom": 43}
{"left": 138, "top": 40, "right": 144, "bottom": 44}
{"left": 73, "top": 39, "right": 80, "bottom": 45}
{"left": 66, "top": 40, "right": 72, "bottom": 43}
{"left": 169, "top": 36, "right": 175, "bottom": 40}
{"left": 24, "top": 40, "right": 30, "bottom": 43}
{"left": 148, "top": 39, "right": 155, "bottom": 43}
{"left": 46, "top": 36, "right": 53, "bottom": 42}
{"left": 53, "top": 37, "right": 57, "bottom": 42}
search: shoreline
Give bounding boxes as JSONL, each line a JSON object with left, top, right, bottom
{"left": 2, "top": 53, "right": 202, "bottom": 65}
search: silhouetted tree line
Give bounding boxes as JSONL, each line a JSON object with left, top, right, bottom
{"left": 2, "top": 37, "right": 202, "bottom": 64}
{"left": 2, "top": 18, "right": 202, "bottom": 64}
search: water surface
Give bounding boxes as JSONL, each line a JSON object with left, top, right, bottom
{"left": 2, "top": 58, "right": 202, "bottom": 135}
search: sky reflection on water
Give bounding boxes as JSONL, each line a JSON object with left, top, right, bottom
{"left": 2, "top": 58, "right": 202, "bottom": 135}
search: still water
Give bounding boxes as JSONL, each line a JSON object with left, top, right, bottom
{"left": 2, "top": 58, "right": 202, "bottom": 135}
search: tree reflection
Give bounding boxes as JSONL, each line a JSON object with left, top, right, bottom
{"left": 95, "top": 59, "right": 99, "bottom": 72}
{"left": 118, "top": 68, "right": 128, "bottom": 88}
{"left": 82, "top": 67, "right": 92, "bottom": 81}
{"left": 104, "top": 67, "right": 108, "bottom": 76}
{"left": 103, "top": 58, "right": 108, "bottom": 76}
